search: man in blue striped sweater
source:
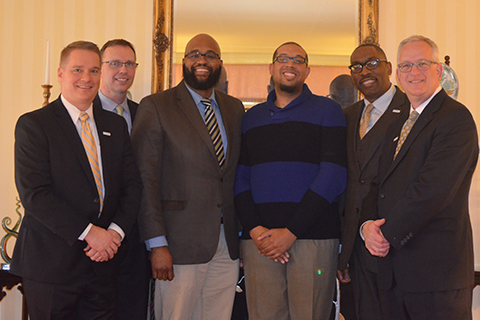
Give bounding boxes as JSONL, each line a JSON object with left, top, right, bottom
{"left": 234, "top": 42, "right": 347, "bottom": 320}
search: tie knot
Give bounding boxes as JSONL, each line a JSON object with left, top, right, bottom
{"left": 80, "top": 112, "right": 89, "bottom": 122}
{"left": 365, "top": 103, "right": 374, "bottom": 114}
{"left": 201, "top": 98, "right": 212, "bottom": 109}
{"left": 410, "top": 110, "right": 419, "bottom": 121}
{"left": 116, "top": 105, "right": 124, "bottom": 116}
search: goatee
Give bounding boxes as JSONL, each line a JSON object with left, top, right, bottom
{"left": 183, "top": 64, "right": 222, "bottom": 91}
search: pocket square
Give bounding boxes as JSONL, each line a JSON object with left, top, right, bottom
{"left": 103, "top": 131, "right": 111, "bottom": 136}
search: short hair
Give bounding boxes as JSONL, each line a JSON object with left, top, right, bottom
{"left": 397, "top": 35, "right": 439, "bottom": 62}
{"left": 272, "top": 41, "right": 309, "bottom": 65}
{"left": 100, "top": 39, "right": 136, "bottom": 59}
{"left": 60, "top": 41, "right": 100, "bottom": 68}
{"left": 329, "top": 74, "right": 358, "bottom": 108}
{"left": 352, "top": 43, "right": 388, "bottom": 60}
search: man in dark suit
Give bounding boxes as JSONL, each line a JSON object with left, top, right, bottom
{"left": 131, "top": 34, "right": 244, "bottom": 320}
{"left": 337, "top": 43, "right": 409, "bottom": 320}
{"left": 97, "top": 39, "right": 150, "bottom": 320}
{"left": 363, "top": 35, "right": 478, "bottom": 319}
{"left": 11, "top": 41, "right": 142, "bottom": 319}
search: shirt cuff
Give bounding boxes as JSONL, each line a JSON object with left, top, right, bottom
{"left": 359, "top": 220, "right": 373, "bottom": 241}
{"left": 145, "top": 236, "right": 168, "bottom": 251}
{"left": 78, "top": 223, "right": 93, "bottom": 241}
{"left": 108, "top": 223, "right": 125, "bottom": 241}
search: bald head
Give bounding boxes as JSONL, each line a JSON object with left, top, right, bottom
{"left": 184, "top": 34, "right": 221, "bottom": 57}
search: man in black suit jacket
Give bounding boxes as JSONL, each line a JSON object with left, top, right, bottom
{"left": 11, "top": 41, "right": 142, "bottom": 320}
{"left": 96, "top": 39, "right": 150, "bottom": 320}
{"left": 337, "top": 44, "right": 409, "bottom": 320}
{"left": 363, "top": 35, "right": 478, "bottom": 319}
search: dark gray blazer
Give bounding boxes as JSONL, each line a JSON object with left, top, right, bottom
{"left": 132, "top": 81, "right": 244, "bottom": 264}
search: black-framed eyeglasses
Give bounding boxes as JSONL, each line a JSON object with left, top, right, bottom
{"left": 273, "top": 55, "right": 307, "bottom": 65}
{"left": 397, "top": 60, "right": 438, "bottom": 73}
{"left": 349, "top": 58, "right": 388, "bottom": 73}
{"left": 185, "top": 51, "right": 221, "bottom": 61}
{"left": 103, "top": 60, "right": 138, "bottom": 69}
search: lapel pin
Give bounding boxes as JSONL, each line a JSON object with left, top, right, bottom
{"left": 103, "top": 131, "right": 111, "bottom": 136}
{"left": 392, "top": 109, "right": 401, "bottom": 113}
{"left": 393, "top": 136, "right": 399, "bottom": 142}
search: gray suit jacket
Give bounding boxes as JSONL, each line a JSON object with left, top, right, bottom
{"left": 132, "top": 80, "right": 244, "bottom": 264}
{"left": 338, "top": 87, "right": 409, "bottom": 270}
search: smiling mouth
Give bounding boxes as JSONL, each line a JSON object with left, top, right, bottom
{"left": 77, "top": 85, "right": 93, "bottom": 89}
{"left": 115, "top": 77, "right": 129, "bottom": 82}
{"left": 361, "top": 78, "right": 376, "bottom": 86}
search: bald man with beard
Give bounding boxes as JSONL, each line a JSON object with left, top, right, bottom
{"left": 132, "top": 34, "right": 244, "bottom": 320}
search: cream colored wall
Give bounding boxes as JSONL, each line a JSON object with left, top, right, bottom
{"left": 0, "top": 0, "right": 153, "bottom": 318}
{"left": 379, "top": 0, "right": 480, "bottom": 318}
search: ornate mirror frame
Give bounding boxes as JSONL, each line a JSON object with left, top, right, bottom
{"left": 151, "top": 0, "right": 378, "bottom": 93}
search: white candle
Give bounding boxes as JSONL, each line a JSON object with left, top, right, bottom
{"left": 45, "top": 40, "right": 50, "bottom": 85}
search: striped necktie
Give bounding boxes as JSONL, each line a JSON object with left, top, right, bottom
{"left": 201, "top": 98, "right": 225, "bottom": 168}
{"left": 359, "top": 103, "right": 374, "bottom": 139}
{"left": 394, "top": 110, "right": 419, "bottom": 159}
{"left": 79, "top": 112, "right": 104, "bottom": 209}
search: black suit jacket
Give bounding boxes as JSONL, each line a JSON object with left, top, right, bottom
{"left": 11, "top": 96, "right": 142, "bottom": 284}
{"left": 132, "top": 80, "right": 244, "bottom": 264}
{"left": 338, "top": 87, "right": 409, "bottom": 270}
{"left": 368, "top": 89, "right": 478, "bottom": 292}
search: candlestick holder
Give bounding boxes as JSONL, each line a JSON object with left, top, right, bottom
{"left": 41, "top": 84, "right": 53, "bottom": 107}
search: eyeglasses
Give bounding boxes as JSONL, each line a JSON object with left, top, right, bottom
{"left": 103, "top": 60, "right": 138, "bottom": 69}
{"left": 273, "top": 55, "right": 307, "bottom": 65}
{"left": 397, "top": 60, "right": 438, "bottom": 73}
{"left": 349, "top": 58, "right": 388, "bottom": 73}
{"left": 185, "top": 51, "right": 221, "bottom": 61}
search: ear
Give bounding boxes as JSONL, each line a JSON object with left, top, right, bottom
{"left": 387, "top": 61, "right": 392, "bottom": 76}
{"left": 57, "top": 67, "right": 64, "bottom": 82}
{"left": 305, "top": 66, "right": 311, "bottom": 79}
{"left": 269, "top": 63, "right": 273, "bottom": 76}
{"left": 436, "top": 62, "right": 443, "bottom": 80}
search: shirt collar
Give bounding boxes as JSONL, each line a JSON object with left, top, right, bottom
{"left": 364, "top": 83, "right": 395, "bottom": 114}
{"left": 412, "top": 86, "right": 442, "bottom": 115}
{"left": 61, "top": 94, "right": 94, "bottom": 123}
{"left": 98, "top": 90, "right": 130, "bottom": 115}
{"left": 184, "top": 82, "right": 218, "bottom": 107}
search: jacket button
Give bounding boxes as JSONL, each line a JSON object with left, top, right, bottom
{"left": 360, "top": 180, "right": 365, "bottom": 184}
{"left": 94, "top": 198, "right": 100, "bottom": 203}
{"left": 380, "top": 194, "right": 385, "bottom": 199}
{"left": 217, "top": 203, "right": 222, "bottom": 208}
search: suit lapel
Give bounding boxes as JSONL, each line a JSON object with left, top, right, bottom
{"left": 52, "top": 98, "right": 97, "bottom": 191}
{"left": 176, "top": 81, "right": 220, "bottom": 165}
{"left": 384, "top": 90, "right": 447, "bottom": 179}
{"left": 360, "top": 89, "right": 409, "bottom": 171}
{"left": 347, "top": 101, "right": 364, "bottom": 173}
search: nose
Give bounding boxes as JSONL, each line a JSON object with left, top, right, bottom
{"left": 410, "top": 64, "right": 421, "bottom": 75}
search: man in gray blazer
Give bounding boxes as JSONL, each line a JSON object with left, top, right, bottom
{"left": 131, "top": 34, "right": 244, "bottom": 320}
{"left": 337, "top": 43, "right": 409, "bottom": 319}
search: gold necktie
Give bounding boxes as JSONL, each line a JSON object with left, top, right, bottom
{"left": 201, "top": 98, "right": 225, "bottom": 168}
{"left": 79, "top": 112, "right": 104, "bottom": 209}
{"left": 359, "top": 104, "right": 374, "bottom": 139}
{"left": 115, "top": 105, "right": 124, "bottom": 116}
{"left": 394, "top": 110, "right": 419, "bottom": 159}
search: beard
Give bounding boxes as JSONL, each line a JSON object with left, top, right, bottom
{"left": 278, "top": 83, "right": 300, "bottom": 93}
{"left": 183, "top": 64, "right": 222, "bottom": 91}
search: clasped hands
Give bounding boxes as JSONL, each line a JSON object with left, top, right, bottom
{"left": 84, "top": 225, "right": 122, "bottom": 263}
{"left": 362, "top": 218, "right": 390, "bottom": 257}
{"left": 250, "top": 226, "right": 297, "bottom": 264}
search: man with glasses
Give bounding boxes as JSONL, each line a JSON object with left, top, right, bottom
{"left": 131, "top": 34, "right": 244, "bottom": 320}
{"left": 337, "top": 43, "right": 409, "bottom": 320}
{"left": 363, "top": 35, "right": 478, "bottom": 319}
{"left": 96, "top": 39, "right": 150, "bottom": 320}
{"left": 234, "top": 42, "right": 347, "bottom": 319}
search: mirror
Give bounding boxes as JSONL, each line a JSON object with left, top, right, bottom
{"left": 152, "top": 0, "right": 378, "bottom": 95}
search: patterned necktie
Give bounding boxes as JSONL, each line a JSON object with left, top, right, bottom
{"left": 201, "top": 98, "right": 225, "bottom": 168}
{"left": 359, "top": 103, "right": 374, "bottom": 139}
{"left": 115, "top": 105, "right": 124, "bottom": 116}
{"left": 394, "top": 110, "right": 419, "bottom": 159}
{"left": 79, "top": 112, "right": 104, "bottom": 209}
